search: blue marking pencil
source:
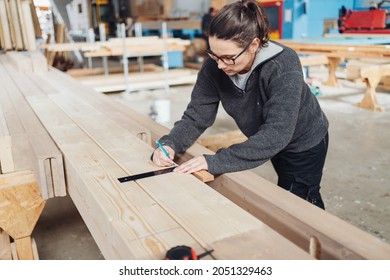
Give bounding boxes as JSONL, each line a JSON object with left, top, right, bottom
{"left": 156, "top": 141, "right": 170, "bottom": 158}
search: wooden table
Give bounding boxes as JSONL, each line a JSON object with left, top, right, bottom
{"left": 278, "top": 37, "right": 390, "bottom": 111}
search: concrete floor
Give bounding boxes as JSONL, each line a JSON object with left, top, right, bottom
{"left": 32, "top": 67, "right": 390, "bottom": 259}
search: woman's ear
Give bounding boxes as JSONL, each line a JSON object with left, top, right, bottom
{"left": 250, "top": 38, "right": 261, "bottom": 53}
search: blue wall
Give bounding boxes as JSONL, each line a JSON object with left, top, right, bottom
{"left": 282, "top": 0, "right": 354, "bottom": 39}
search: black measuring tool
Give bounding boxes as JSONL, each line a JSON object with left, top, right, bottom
{"left": 117, "top": 166, "right": 176, "bottom": 183}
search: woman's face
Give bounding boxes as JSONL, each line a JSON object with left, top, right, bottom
{"left": 208, "top": 36, "right": 259, "bottom": 76}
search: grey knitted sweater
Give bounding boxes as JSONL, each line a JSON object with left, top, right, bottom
{"left": 159, "top": 41, "right": 329, "bottom": 175}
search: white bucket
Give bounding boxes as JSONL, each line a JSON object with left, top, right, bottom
{"left": 152, "top": 99, "right": 171, "bottom": 123}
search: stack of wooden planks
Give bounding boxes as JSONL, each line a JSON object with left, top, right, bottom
{"left": 0, "top": 0, "right": 39, "bottom": 51}
{"left": 1, "top": 51, "right": 390, "bottom": 260}
{"left": 39, "top": 36, "right": 190, "bottom": 58}
{"left": 39, "top": 36, "right": 196, "bottom": 91}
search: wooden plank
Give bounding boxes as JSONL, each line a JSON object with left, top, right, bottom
{"left": 8, "top": 0, "right": 24, "bottom": 49}
{"left": 208, "top": 171, "right": 390, "bottom": 260}
{"left": 31, "top": 237, "right": 39, "bottom": 260}
{"left": 299, "top": 55, "right": 329, "bottom": 67}
{"left": 49, "top": 92, "right": 156, "bottom": 175}
{"left": 10, "top": 242, "right": 18, "bottom": 259}
{"left": 0, "top": 0, "right": 13, "bottom": 50}
{"left": 0, "top": 56, "right": 66, "bottom": 198}
{"left": 14, "top": 236, "right": 33, "bottom": 260}
{"left": 39, "top": 41, "right": 101, "bottom": 52}
{"left": 4, "top": 0, "right": 16, "bottom": 49}
{"left": 75, "top": 69, "right": 197, "bottom": 93}
{"left": 40, "top": 37, "right": 188, "bottom": 52}
{"left": 20, "top": 0, "right": 36, "bottom": 51}
{"left": 0, "top": 67, "right": 33, "bottom": 173}
{"left": 0, "top": 229, "right": 12, "bottom": 260}
{"left": 278, "top": 40, "right": 390, "bottom": 59}
{"left": 30, "top": 0, "right": 41, "bottom": 38}
{"left": 191, "top": 169, "right": 214, "bottom": 183}
{"left": 33, "top": 67, "right": 152, "bottom": 144}
{"left": 138, "top": 19, "right": 201, "bottom": 30}
{"left": 0, "top": 102, "right": 14, "bottom": 173}
{"left": 16, "top": 0, "right": 29, "bottom": 50}
{"left": 66, "top": 64, "right": 163, "bottom": 78}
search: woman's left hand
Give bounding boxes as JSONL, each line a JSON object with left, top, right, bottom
{"left": 174, "top": 156, "right": 208, "bottom": 174}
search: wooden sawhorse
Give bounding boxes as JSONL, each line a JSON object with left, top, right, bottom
{"left": 0, "top": 170, "right": 45, "bottom": 260}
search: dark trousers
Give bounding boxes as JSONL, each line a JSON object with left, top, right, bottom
{"left": 271, "top": 133, "right": 329, "bottom": 209}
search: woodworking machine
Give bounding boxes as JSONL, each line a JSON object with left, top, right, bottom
{"left": 338, "top": 1, "right": 390, "bottom": 34}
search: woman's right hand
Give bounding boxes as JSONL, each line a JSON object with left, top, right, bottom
{"left": 152, "top": 145, "right": 176, "bottom": 166}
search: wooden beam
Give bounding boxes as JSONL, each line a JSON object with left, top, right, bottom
{"left": 0, "top": 0, "right": 13, "bottom": 50}
{"left": 0, "top": 57, "right": 66, "bottom": 198}
{"left": 299, "top": 55, "right": 329, "bottom": 67}
{"left": 0, "top": 64, "right": 35, "bottom": 175}
{"left": 8, "top": 0, "right": 24, "bottom": 50}
{"left": 20, "top": 0, "right": 36, "bottom": 51}
{"left": 0, "top": 102, "right": 14, "bottom": 174}
{"left": 138, "top": 19, "right": 201, "bottom": 30}
{"left": 30, "top": 0, "right": 41, "bottom": 38}
{"left": 208, "top": 171, "right": 390, "bottom": 259}
{"left": 30, "top": 67, "right": 152, "bottom": 145}
{"left": 278, "top": 40, "right": 390, "bottom": 59}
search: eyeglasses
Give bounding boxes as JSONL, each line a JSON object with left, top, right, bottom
{"left": 205, "top": 42, "right": 251, "bottom": 65}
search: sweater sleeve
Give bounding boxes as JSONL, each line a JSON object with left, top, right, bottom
{"left": 205, "top": 70, "right": 304, "bottom": 175}
{"left": 158, "top": 67, "right": 220, "bottom": 154}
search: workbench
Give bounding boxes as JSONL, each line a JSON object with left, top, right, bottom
{"left": 278, "top": 37, "right": 390, "bottom": 111}
{"left": 40, "top": 36, "right": 191, "bottom": 92}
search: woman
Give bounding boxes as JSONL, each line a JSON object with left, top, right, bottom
{"left": 152, "top": 0, "right": 329, "bottom": 209}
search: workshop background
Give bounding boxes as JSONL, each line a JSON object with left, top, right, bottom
{"left": 0, "top": 0, "right": 389, "bottom": 260}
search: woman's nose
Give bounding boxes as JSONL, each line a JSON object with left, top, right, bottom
{"left": 217, "top": 59, "right": 227, "bottom": 69}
